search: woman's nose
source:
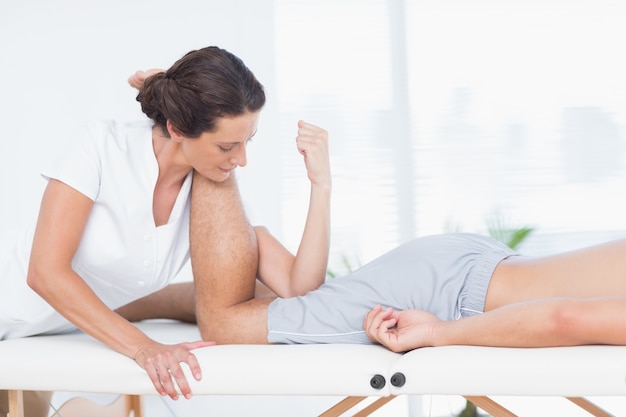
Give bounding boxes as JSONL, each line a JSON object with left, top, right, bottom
{"left": 230, "top": 145, "right": 247, "bottom": 168}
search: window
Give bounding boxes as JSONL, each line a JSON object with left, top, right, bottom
{"left": 273, "top": 0, "right": 626, "bottom": 277}
{"left": 274, "top": 0, "right": 400, "bottom": 273}
{"left": 406, "top": 1, "right": 626, "bottom": 255}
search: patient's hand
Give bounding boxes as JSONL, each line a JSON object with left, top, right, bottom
{"left": 128, "top": 68, "right": 164, "bottom": 89}
{"left": 296, "top": 120, "right": 331, "bottom": 187}
{"left": 363, "top": 305, "right": 441, "bottom": 352}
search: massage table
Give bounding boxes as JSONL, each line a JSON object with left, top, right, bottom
{"left": 1, "top": 320, "right": 624, "bottom": 417}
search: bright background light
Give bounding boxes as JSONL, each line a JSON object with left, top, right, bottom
{"left": 2, "top": 1, "right": 626, "bottom": 415}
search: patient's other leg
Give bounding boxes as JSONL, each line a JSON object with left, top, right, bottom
{"left": 115, "top": 282, "right": 196, "bottom": 323}
{"left": 115, "top": 280, "right": 275, "bottom": 323}
{"left": 190, "top": 172, "right": 272, "bottom": 344}
{"left": 486, "top": 238, "right": 626, "bottom": 311}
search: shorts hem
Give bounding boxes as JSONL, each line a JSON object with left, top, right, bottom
{"left": 459, "top": 246, "right": 517, "bottom": 318}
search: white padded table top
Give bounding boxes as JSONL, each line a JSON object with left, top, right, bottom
{"left": 3, "top": 320, "right": 626, "bottom": 401}
{"left": 389, "top": 345, "right": 626, "bottom": 397}
{"left": 0, "top": 321, "right": 401, "bottom": 397}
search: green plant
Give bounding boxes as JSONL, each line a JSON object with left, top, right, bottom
{"left": 486, "top": 216, "right": 534, "bottom": 250}
{"left": 326, "top": 253, "right": 360, "bottom": 278}
{"left": 458, "top": 402, "right": 479, "bottom": 417}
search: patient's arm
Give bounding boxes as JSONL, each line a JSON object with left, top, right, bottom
{"left": 254, "top": 121, "right": 331, "bottom": 298}
{"left": 364, "top": 297, "right": 626, "bottom": 352}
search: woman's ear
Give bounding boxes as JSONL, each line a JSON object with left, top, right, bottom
{"left": 166, "top": 120, "right": 185, "bottom": 143}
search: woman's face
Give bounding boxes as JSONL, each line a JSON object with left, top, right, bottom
{"left": 181, "top": 111, "right": 259, "bottom": 182}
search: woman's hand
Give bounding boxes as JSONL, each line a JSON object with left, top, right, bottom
{"left": 134, "top": 339, "right": 215, "bottom": 400}
{"left": 128, "top": 68, "right": 165, "bottom": 89}
{"left": 296, "top": 120, "right": 331, "bottom": 188}
{"left": 363, "top": 305, "right": 441, "bottom": 352}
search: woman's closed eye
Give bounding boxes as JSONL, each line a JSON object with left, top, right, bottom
{"left": 219, "top": 145, "right": 234, "bottom": 152}
{"left": 219, "top": 138, "right": 253, "bottom": 153}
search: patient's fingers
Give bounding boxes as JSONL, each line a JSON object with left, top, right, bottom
{"left": 295, "top": 120, "right": 330, "bottom": 186}
{"left": 363, "top": 305, "right": 382, "bottom": 338}
{"left": 363, "top": 305, "right": 382, "bottom": 334}
{"left": 127, "top": 68, "right": 165, "bottom": 89}
{"left": 127, "top": 70, "right": 145, "bottom": 89}
{"left": 364, "top": 305, "right": 396, "bottom": 343}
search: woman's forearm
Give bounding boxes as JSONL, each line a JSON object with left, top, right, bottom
{"left": 29, "top": 267, "right": 153, "bottom": 358}
{"left": 27, "top": 179, "right": 154, "bottom": 358}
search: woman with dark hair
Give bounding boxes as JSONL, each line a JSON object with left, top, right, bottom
{"left": 0, "top": 46, "right": 333, "bottom": 415}
{"left": 138, "top": 47, "right": 266, "bottom": 140}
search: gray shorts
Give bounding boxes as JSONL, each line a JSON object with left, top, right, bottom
{"left": 267, "top": 233, "right": 516, "bottom": 344}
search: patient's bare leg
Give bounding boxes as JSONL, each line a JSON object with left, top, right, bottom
{"left": 115, "top": 282, "right": 196, "bottom": 323}
{"left": 486, "top": 238, "right": 626, "bottom": 311}
{"left": 190, "top": 172, "right": 272, "bottom": 343}
{"left": 115, "top": 280, "right": 275, "bottom": 323}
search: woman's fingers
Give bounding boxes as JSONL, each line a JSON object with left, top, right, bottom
{"left": 143, "top": 358, "right": 169, "bottom": 397}
{"left": 140, "top": 349, "right": 180, "bottom": 399}
{"left": 182, "top": 340, "right": 215, "bottom": 381}
{"left": 135, "top": 340, "right": 215, "bottom": 400}
{"left": 155, "top": 354, "right": 181, "bottom": 399}
{"left": 167, "top": 352, "right": 193, "bottom": 400}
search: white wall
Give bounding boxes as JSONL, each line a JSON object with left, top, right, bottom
{"left": 0, "top": 0, "right": 282, "bottom": 236}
